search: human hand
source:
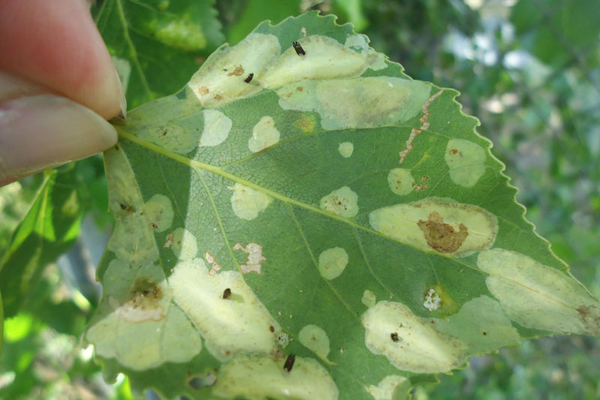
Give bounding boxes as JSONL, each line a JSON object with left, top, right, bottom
{"left": 0, "top": 0, "right": 125, "bottom": 186}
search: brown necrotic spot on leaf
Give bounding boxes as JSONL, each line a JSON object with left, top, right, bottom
{"left": 110, "top": 277, "right": 166, "bottom": 323}
{"left": 417, "top": 211, "right": 469, "bottom": 253}
{"left": 227, "top": 65, "right": 245, "bottom": 76}
{"left": 369, "top": 197, "right": 498, "bottom": 257}
{"left": 132, "top": 278, "right": 163, "bottom": 301}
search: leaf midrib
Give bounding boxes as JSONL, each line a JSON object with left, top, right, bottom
{"left": 116, "top": 127, "right": 482, "bottom": 275}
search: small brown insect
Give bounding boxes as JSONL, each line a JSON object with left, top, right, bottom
{"left": 292, "top": 41, "right": 305, "bottom": 56}
{"left": 119, "top": 203, "right": 127, "bottom": 210}
{"left": 244, "top": 73, "right": 254, "bottom": 83}
{"left": 223, "top": 288, "right": 232, "bottom": 299}
{"left": 391, "top": 332, "right": 400, "bottom": 342}
{"left": 283, "top": 353, "right": 296, "bottom": 372}
{"left": 269, "top": 325, "right": 275, "bottom": 333}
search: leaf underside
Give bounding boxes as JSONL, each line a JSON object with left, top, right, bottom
{"left": 87, "top": 12, "right": 600, "bottom": 400}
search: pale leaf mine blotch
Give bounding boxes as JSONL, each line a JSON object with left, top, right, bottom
{"left": 230, "top": 183, "right": 272, "bottom": 221}
{"left": 319, "top": 186, "right": 359, "bottom": 218}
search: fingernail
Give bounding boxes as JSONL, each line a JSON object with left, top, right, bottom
{"left": 0, "top": 94, "right": 117, "bottom": 183}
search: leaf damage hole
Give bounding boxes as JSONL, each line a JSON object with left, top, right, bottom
{"left": 417, "top": 211, "right": 468, "bottom": 253}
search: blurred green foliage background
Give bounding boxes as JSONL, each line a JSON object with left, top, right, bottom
{"left": 1, "top": 0, "right": 598, "bottom": 398}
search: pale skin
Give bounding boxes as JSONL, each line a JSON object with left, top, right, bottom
{"left": 0, "top": 0, "right": 125, "bottom": 186}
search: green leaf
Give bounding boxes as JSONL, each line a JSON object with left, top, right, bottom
{"left": 87, "top": 13, "right": 600, "bottom": 399}
{"left": 227, "top": 0, "right": 302, "bottom": 45}
{"left": 93, "top": 0, "right": 225, "bottom": 108}
{"left": 0, "top": 169, "right": 84, "bottom": 318}
{"left": 0, "top": 289, "right": 3, "bottom": 359}
{"left": 511, "top": 0, "right": 600, "bottom": 66}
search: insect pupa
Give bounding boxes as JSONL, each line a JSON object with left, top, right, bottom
{"left": 283, "top": 353, "right": 296, "bottom": 372}
{"left": 292, "top": 41, "right": 305, "bottom": 56}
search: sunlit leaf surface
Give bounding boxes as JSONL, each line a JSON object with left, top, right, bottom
{"left": 86, "top": 13, "right": 600, "bottom": 399}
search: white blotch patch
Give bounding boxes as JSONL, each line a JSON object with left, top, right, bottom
{"left": 170, "top": 228, "right": 198, "bottom": 260}
{"left": 230, "top": 183, "right": 272, "bottom": 221}
{"left": 299, "top": 325, "right": 331, "bottom": 362}
{"left": 319, "top": 186, "right": 359, "bottom": 218}
{"left": 105, "top": 147, "right": 159, "bottom": 266}
{"left": 277, "top": 77, "right": 431, "bottom": 130}
{"left": 199, "top": 110, "right": 233, "bottom": 147}
{"left": 423, "top": 288, "right": 442, "bottom": 312}
{"left": 362, "top": 301, "right": 467, "bottom": 373}
{"left": 366, "top": 375, "right": 411, "bottom": 400}
{"left": 233, "top": 242, "right": 266, "bottom": 275}
{"left": 387, "top": 168, "right": 415, "bottom": 196}
{"left": 444, "top": 139, "right": 487, "bottom": 187}
{"left": 188, "top": 33, "right": 281, "bottom": 108}
{"left": 318, "top": 247, "right": 349, "bottom": 280}
{"left": 261, "top": 35, "right": 381, "bottom": 89}
{"left": 168, "top": 259, "right": 282, "bottom": 361}
{"left": 212, "top": 355, "right": 339, "bottom": 400}
{"left": 338, "top": 142, "right": 354, "bottom": 158}
{"left": 362, "top": 290, "right": 377, "bottom": 308}
{"left": 248, "top": 116, "right": 281, "bottom": 153}
{"left": 143, "top": 194, "right": 174, "bottom": 233}
{"left": 86, "top": 260, "right": 202, "bottom": 370}
{"left": 344, "top": 34, "right": 387, "bottom": 71}
{"left": 477, "top": 249, "right": 600, "bottom": 335}
{"left": 277, "top": 332, "right": 290, "bottom": 348}
{"left": 369, "top": 197, "right": 498, "bottom": 257}
{"left": 433, "top": 296, "right": 520, "bottom": 354}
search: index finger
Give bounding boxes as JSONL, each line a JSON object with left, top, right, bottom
{"left": 0, "top": 0, "right": 125, "bottom": 119}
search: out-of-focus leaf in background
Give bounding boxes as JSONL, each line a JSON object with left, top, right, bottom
{"left": 0, "top": 168, "right": 83, "bottom": 318}
{"left": 225, "top": 0, "right": 302, "bottom": 44}
{"left": 92, "top": 0, "right": 225, "bottom": 108}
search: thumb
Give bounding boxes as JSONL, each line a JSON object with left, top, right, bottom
{"left": 0, "top": 72, "right": 117, "bottom": 186}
